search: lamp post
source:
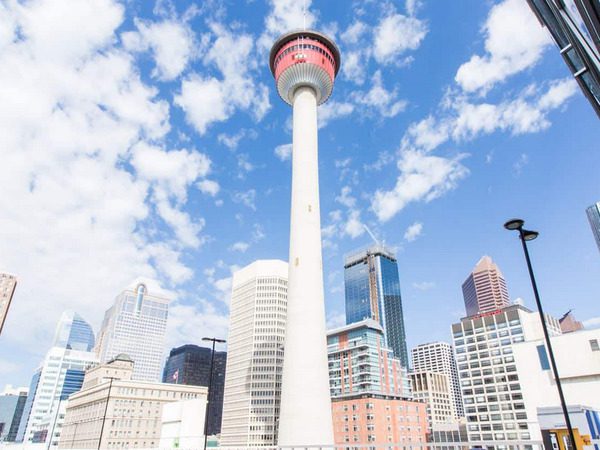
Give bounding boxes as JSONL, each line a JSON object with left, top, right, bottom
{"left": 504, "top": 218, "right": 577, "bottom": 450}
{"left": 97, "top": 376, "right": 117, "bottom": 450}
{"left": 201, "top": 337, "right": 225, "bottom": 450}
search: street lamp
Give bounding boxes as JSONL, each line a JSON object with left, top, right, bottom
{"left": 504, "top": 218, "right": 577, "bottom": 450}
{"left": 201, "top": 337, "right": 226, "bottom": 450}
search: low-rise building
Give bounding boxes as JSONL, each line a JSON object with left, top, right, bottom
{"left": 58, "top": 354, "right": 206, "bottom": 449}
{"left": 328, "top": 320, "right": 428, "bottom": 445}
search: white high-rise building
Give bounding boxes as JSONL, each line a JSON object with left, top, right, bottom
{"left": 452, "top": 304, "right": 562, "bottom": 443}
{"left": 17, "top": 311, "right": 98, "bottom": 446}
{"left": 220, "top": 260, "right": 288, "bottom": 447}
{"left": 94, "top": 283, "right": 169, "bottom": 382}
{"left": 411, "top": 341, "right": 464, "bottom": 418}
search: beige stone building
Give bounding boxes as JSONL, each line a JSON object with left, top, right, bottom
{"left": 409, "top": 370, "right": 455, "bottom": 429}
{"left": 58, "top": 354, "right": 206, "bottom": 449}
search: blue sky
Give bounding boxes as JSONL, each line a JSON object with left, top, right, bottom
{"left": 0, "top": 0, "right": 599, "bottom": 388}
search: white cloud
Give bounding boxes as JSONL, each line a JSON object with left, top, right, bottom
{"left": 131, "top": 143, "right": 211, "bottom": 201}
{"left": 175, "top": 23, "right": 270, "bottom": 135}
{"left": 343, "top": 210, "right": 365, "bottom": 239}
{"left": 583, "top": 317, "right": 600, "bottom": 329}
{"left": 335, "top": 186, "right": 357, "bottom": 208}
{"left": 412, "top": 281, "right": 435, "bottom": 291}
{"left": 513, "top": 153, "right": 529, "bottom": 176}
{"left": 326, "top": 311, "right": 346, "bottom": 329}
{"left": 259, "top": 0, "right": 316, "bottom": 51}
{"left": 341, "top": 50, "right": 368, "bottom": 85}
{"left": 406, "top": 0, "right": 423, "bottom": 16}
{"left": 274, "top": 143, "right": 292, "bottom": 161}
{"left": 353, "top": 71, "right": 407, "bottom": 118}
{"left": 372, "top": 150, "right": 469, "bottom": 222}
{"left": 0, "top": 0, "right": 204, "bottom": 355}
{"left": 197, "top": 179, "right": 220, "bottom": 197}
{"left": 236, "top": 153, "right": 255, "bottom": 178}
{"left": 122, "top": 18, "right": 196, "bottom": 81}
{"left": 318, "top": 101, "right": 355, "bottom": 128}
{"left": 217, "top": 128, "right": 257, "bottom": 150}
{"left": 229, "top": 241, "right": 250, "bottom": 253}
{"left": 233, "top": 189, "right": 256, "bottom": 211}
{"left": 165, "top": 301, "right": 229, "bottom": 351}
{"left": 404, "top": 222, "right": 423, "bottom": 242}
{"left": 455, "top": 0, "right": 551, "bottom": 93}
{"left": 373, "top": 12, "right": 427, "bottom": 64}
{"left": 340, "top": 21, "right": 368, "bottom": 45}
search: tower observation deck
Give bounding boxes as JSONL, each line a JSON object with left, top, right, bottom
{"left": 270, "top": 30, "right": 340, "bottom": 447}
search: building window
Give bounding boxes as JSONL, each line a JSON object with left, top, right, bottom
{"left": 536, "top": 345, "right": 550, "bottom": 370}
{"left": 590, "top": 339, "right": 599, "bottom": 352}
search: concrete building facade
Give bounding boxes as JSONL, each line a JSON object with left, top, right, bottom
{"left": 58, "top": 355, "right": 206, "bottom": 449}
{"left": 452, "top": 304, "right": 562, "bottom": 443}
{"left": 462, "top": 256, "right": 510, "bottom": 316}
{"left": 411, "top": 341, "right": 464, "bottom": 418}
{"left": 220, "top": 260, "right": 288, "bottom": 447}
{"left": 95, "top": 283, "right": 169, "bottom": 382}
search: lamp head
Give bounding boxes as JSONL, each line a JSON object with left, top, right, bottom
{"left": 522, "top": 229, "right": 539, "bottom": 241}
{"left": 504, "top": 219, "right": 524, "bottom": 231}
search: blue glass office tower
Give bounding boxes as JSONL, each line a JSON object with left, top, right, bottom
{"left": 344, "top": 245, "right": 409, "bottom": 368}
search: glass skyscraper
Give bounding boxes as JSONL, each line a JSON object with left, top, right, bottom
{"left": 526, "top": 0, "right": 600, "bottom": 117}
{"left": 344, "top": 245, "right": 409, "bottom": 368}
{"left": 586, "top": 202, "right": 600, "bottom": 252}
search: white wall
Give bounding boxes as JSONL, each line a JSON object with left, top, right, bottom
{"left": 513, "top": 328, "right": 600, "bottom": 416}
{"left": 159, "top": 398, "right": 206, "bottom": 449}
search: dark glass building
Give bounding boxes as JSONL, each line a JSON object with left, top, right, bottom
{"left": 526, "top": 0, "right": 600, "bottom": 117}
{"left": 162, "top": 344, "right": 227, "bottom": 436}
{"left": 344, "top": 245, "right": 409, "bottom": 368}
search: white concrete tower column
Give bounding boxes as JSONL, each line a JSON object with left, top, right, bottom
{"left": 269, "top": 31, "right": 341, "bottom": 446}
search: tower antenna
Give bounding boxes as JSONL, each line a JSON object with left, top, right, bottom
{"left": 303, "top": 0, "right": 307, "bottom": 30}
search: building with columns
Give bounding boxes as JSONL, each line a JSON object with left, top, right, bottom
{"left": 58, "top": 354, "right": 206, "bottom": 449}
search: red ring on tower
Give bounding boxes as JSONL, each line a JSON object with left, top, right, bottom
{"left": 269, "top": 30, "right": 341, "bottom": 106}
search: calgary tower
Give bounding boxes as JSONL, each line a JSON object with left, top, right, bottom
{"left": 269, "top": 30, "right": 340, "bottom": 445}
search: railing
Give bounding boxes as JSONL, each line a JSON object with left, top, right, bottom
{"left": 4, "top": 440, "right": 600, "bottom": 450}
